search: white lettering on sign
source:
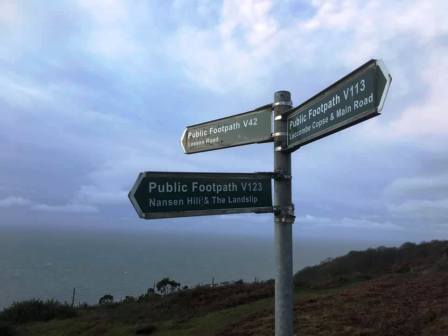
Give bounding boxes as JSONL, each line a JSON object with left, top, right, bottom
{"left": 149, "top": 181, "right": 188, "bottom": 193}
{"left": 243, "top": 117, "right": 258, "bottom": 127}
{"left": 289, "top": 113, "right": 307, "bottom": 128}
{"left": 336, "top": 105, "right": 352, "bottom": 118}
{"left": 353, "top": 93, "right": 373, "bottom": 110}
{"left": 209, "top": 121, "right": 241, "bottom": 135}
{"left": 187, "top": 129, "right": 208, "bottom": 139}
{"left": 182, "top": 108, "right": 273, "bottom": 154}
{"left": 147, "top": 180, "right": 267, "bottom": 196}
{"left": 312, "top": 117, "right": 329, "bottom": 130}
{"left": 205, "top": 137, "right": 219, "bottom": 144}
{"left": 188, "top": 139, "right": 205, "bottom": 148}
{"left": 240, "top": 182, "right": 263, "bottom": 192}
{"left": 191, "top": 182, "right": 238, "bottom": 194}
{"left": 187, "top": 196, "right": 210, "bottom": 205}
{"left": 307, "top": 94, "right": 340, "bottom": 120}
{"left": 227, "top": 195, "right": 258, "bottom": 204}
{"left": 186, "top": 113, "right": 267, "bottom": 146}
{"left": 343, "top": 79, "right": 366, "bottom": 100}
{"left": 149, "top": 198, "right": 185, "bottom": 207}
{"left": 288, "top": 93, "right": 341, "bottom": 130}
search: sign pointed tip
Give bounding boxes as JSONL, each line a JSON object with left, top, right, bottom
{"left": 128, "top": 172, "right": 145, "bottom": 218}
{"left": 377, "top": 59, "right": 392, "bottom": 81}
{"left": 180, "top": 128, "right": 188, "bottom": 154}
{"left": 376, "top": 59, "right": 392, "bottom": 113}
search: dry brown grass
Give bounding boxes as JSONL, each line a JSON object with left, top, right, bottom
{"left": 220, "top": 272, "right": 448, "bottom": 336}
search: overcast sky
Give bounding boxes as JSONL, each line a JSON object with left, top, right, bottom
{"left": 1, "top": 0, "right": 447, "bottom": 242}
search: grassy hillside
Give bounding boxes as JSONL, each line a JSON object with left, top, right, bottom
{"left": 294, "top": 240, "right": 448, "bottom": 288}
{"left": 1, "top": 240, "right": 448, "bottom": 335}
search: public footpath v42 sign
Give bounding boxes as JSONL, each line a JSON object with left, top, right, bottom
{"left": 129, "top": 172, "right": 273, "bottom": 219}
{"left": 181, "top": 105, "right": 273, "bottom": 154}
{"left": 286, "top": 59, "right": 391, "bottom": 151}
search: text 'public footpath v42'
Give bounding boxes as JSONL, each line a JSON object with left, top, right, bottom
{"left": 181, "top": 105, "right": 273, "bottom": 154}
{"left": 286, "top": 59, "right": 392, "bottom": 152}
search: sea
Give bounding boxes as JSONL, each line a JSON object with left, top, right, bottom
{"left": 0, "top": 226, "right": 399, "bottom": 310}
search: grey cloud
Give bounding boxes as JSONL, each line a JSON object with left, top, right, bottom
{"left": 380, "top": 165, "right": 448, "bottom": 234}
{"left": 385, "top": 175, "right": 448, "bottom": 200}
{"left": 389, "top": 199, "right": 448, "bottom": 221}
{"left": 31, "top": 203, "right": 98, "bottom": 213}
{"left": 298, "top": 214, "right": 403, "bottom": 231}
{"left": 75, "top": 185, "right": 128, "bottom": 205}
{"left": 0, "top": 195, "right": 98, "bottom": 214}
{"left": 0, "top": 196, "right": 32, "bottom": 208}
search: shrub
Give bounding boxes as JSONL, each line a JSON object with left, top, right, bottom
{"left": 98, "top": 294, "right": 114, "bottom": 305}
{"left": 156, "top": 278, "right": 180, "bottom": 295}
{"left": 0, "top": 299, "right": 77, "bottom": 324}
{"left": 123, "top": 296, "right": 135, "bottom": 303}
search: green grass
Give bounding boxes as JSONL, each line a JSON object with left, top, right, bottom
{"left": 20, "top": 319, "right": 133, "bottom": 336}
{"left": 16, "top": 296, "right": 273, "bottom": 336}
{"left": 150, "top": 288, "right": 338, "bottom": 336}
{"left": 17, "top": 288, "right": 335, "bottom": 336}
{"left": 152, "top": 296, "right": 273, "bottom": 336}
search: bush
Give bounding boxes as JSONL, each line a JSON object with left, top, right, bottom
{"left": 156, "top": 278, "right": 180, "bottom": 295}
{"left": 123, "top": 296, "right": 135, "bottom": 303}
{"left": 98, "top": 294, "right": 114, "bottom": 305}
{"left": 0, "top": 299, "right": 77, "bottom": 324}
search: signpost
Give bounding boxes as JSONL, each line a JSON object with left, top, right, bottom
{"left": 129, "top": 172, "right": 273, "bottom": 219}
{"left": 129, "top": 59, "right": 392, "bottom": 336}
{"left": 181, "top": 105, "right": 273, "bottom": 154}
{"left": 286, "top": 59, "right": 391, "bottom": 151}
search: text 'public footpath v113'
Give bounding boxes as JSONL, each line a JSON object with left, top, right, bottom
{"left": 286, "top": 59, "right": 391, "bottom": 152}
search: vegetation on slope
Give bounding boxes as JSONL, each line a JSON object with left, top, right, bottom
{"left": 221, "top": 272, "right": 448, "bottom": 336}
{"left": 294, "top": 240, "right": 448, "bottom": 288}
{"left": 0, "top": 300, "right": 77, "bottom": 324}
{"left": 1, "top": 240, "right": 448, "bottom": 335}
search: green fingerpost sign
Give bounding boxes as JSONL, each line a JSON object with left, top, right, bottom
{"left": 181, "top": 105, "right": 273, "bottom": 154}
{"left": 129, "top": 172, "right": 273, "bottom": 219}
{"left": 286, "top": 59, "right": 391, "bottom": 152}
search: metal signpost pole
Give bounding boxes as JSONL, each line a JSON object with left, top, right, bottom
{"left": 273, "top": 91, "right": 295, "bottom": 336}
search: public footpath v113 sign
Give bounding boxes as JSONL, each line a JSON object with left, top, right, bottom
{"left": 129, "top": 172, "right": 273, "bottom": 219}
{"left": 181, "top": 105, "right": 273, "bottom": 154}
{"left": 286, "top": 59, "right": 391, "bottom": 151}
